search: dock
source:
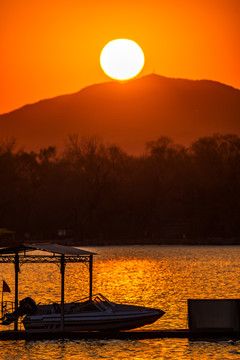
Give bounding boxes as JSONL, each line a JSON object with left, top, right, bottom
{"left": 0, "top": 329, "right": 240, "bottom": 341}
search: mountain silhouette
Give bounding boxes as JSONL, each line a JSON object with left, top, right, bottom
{"left": 1, "top": 74, "right": 240, "bottom": 154}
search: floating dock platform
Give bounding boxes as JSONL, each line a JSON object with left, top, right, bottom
{"left": 0, "top": 329, "right": 240, "bottom": 341}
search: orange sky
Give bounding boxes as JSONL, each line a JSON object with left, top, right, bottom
{"left": 1, "top": 0, "right": 240, "bottom": 115}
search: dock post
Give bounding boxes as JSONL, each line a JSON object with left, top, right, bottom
{"left": 60, "top": 255, "right": 65, "bottom": 332}
{"left": 14, "top": 252, "right": 19, "bottom": 331}
{"left": 89, "top": 255, "right": 93, "bottom": 300}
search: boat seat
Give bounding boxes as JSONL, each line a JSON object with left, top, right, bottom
{"left": 53, "top": 303, "right": 61, "bottom": 313}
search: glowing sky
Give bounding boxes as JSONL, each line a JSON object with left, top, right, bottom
{"left": 1, "top": 0, "right": 240, "bottom": 114}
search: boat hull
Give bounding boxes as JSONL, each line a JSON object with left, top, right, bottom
{"left": 23, "top": 309, "right": 164, "bottom": 332}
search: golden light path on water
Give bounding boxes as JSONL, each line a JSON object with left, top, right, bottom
{"left": 1, "top": 246, "right": 240, "bottom": 359}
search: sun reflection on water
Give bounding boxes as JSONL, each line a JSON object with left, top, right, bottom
{"left": 1, "top": 338, "right": 240, "bottom": 360}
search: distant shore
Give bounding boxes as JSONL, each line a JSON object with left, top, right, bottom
{"left": 1, "top": 237, "right": 240, "bottom": 248}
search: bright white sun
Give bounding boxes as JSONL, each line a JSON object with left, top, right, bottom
{"left": 100, "top": 39, "right": 145, "bottom": 81}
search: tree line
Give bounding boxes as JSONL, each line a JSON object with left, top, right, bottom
{"left": 1, "top": 133, "right": 240, "bottom": 245}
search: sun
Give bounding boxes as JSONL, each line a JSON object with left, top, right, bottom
{"left": 100, "top": 39, "right": 145, "bottom": 81}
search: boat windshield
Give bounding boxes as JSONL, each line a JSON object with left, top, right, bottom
{"left": 74, "top": 293, "right": 115, "bottom": 312}
{"left": 92, "top": 294, "right": 115, "bottom": 311}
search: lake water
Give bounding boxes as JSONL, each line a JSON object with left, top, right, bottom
{"left": 1, "top": 245, "right": 240, "bottom": 359}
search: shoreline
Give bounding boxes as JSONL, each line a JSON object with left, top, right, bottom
{"left": 1, "top": 237, "right": 240, "bottom": 248}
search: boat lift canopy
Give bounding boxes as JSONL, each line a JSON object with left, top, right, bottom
{"left": 0, "top": 243, "right": 96, "bottom": 331}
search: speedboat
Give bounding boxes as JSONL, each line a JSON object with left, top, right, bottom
{"left": 1, "top": 294, "right": 165, "bottom": 332}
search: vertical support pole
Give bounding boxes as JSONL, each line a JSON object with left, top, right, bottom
{"left": 89, "top": 255, "right": 93, "bottom": 300}
{"left": 60, "top": 255, "right": 65, "bottom": 332}
{"left": 1, "top": 288, "right": 3, "bottom": 316}
{"left": 14, "top": 252, "right": 19, "bottom": 331}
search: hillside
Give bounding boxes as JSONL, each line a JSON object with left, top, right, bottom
{"left": 1, "top": 74, "right": 240, "bottom": 154}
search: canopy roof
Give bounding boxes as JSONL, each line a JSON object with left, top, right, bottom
{"left": 0, "top": 243, "right": 96, "bottom": 256}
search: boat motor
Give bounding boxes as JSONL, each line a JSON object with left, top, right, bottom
{"left": 1, "top": 297, "right": 38, "bottom": 325}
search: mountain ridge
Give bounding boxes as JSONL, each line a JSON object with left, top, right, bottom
{"left": 3, "top": 74, "right": 239, "bottom": 116}
{"left": 1, "top": 74, "right": 240, "bottom": 154}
